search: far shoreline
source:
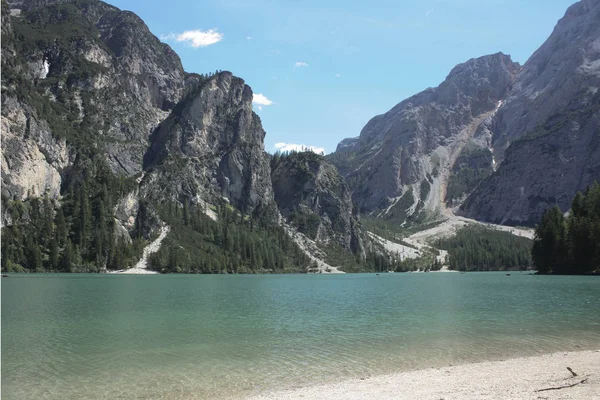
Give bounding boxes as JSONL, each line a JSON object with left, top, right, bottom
{"left": 4, "top": 270, "right": 600, "bottom": 276}
{"left": 247, "top": 350, "right": 600, "bottom": 400}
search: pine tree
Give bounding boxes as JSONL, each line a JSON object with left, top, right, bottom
{"left": 55, "top": 207, "right": 68, "bottom": 247}
{"left": 48, "top": 238, "right": 60, "bottom": 270}
{"left": 60, "top": 241, "right": 74, "bottom": 272}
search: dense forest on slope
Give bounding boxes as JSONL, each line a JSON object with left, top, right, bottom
{"left": 147, "top": 201, "right": 311, "bottom": 273}
{"left": 1, "top": 159, "right": 145, "bottom": 272}
{"left": 532, "top": 182, "right": 600, "bottom": 274}
{"left": 435, "top": 226, "right": 532, "bottom": 271}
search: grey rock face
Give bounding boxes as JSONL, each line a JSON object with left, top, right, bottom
{"left": 143, "top": 72, "right": 275, "bottom": 214}
{"left": 1, "top": 0, "right": 187, "bottom": 203}
{"left": 271, "top": 152, "right": 364, "bottom": 255}
{"left": 335, "top": 137, "right": 359, "bottom": 152}
{"left": 462, "top": 0, "right": 600, "bottom": 225}
{"left": 329, "top": 53, "right": 520, "bottom": 222}
{"left": 1, "top": 97, "right": 72, "bottom": 200}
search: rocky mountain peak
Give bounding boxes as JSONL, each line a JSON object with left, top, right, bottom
{"left": 142, "top": 71, "right": 274, "bottom": 215}
{"left": 445, "top": 52, "right": 520, "bottom": 86}
{"left": 443, "top": 52, "right": 520, "bottom": 114}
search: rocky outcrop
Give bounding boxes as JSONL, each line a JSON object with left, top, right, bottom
{"left": 1, "top": 1, "right": 71, "bottom": 200}
{"left": 335, "top": 137, "right": 359, "bottom": 152}
{"left": 461, "top": 0, "right": 600, "bottom": 225}
{"left": 271, "top": 152, "right": 365, "bottom": 256}
{"left": 329, "top": 53, "right": 520, "bottom": 224}
{"left": 142, "top": 72, "right": 275, "bottom": 214}
{"left": 1, "top": 96, "right": 72, "bottom": 200}
{"left": 1, "top": 0, "right": 187, "bottom": 203}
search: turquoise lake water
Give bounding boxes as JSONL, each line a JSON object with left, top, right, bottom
{"left": 2, "top": 272, "right": 600, "bottom": 399}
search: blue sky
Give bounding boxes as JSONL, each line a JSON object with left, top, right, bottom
{"left": 108, "top": 0, "right": 575, "bottom": 154}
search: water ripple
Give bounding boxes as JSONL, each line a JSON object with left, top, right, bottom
{"left": 3, "top": 273, "right": 600, "bottom": 399}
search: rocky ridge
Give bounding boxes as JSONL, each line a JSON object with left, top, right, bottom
{"left": 271, "top": 152, "right": 365, "bottom": 257}
{"left": 329, "top": 53, "right": 520, "bottom": 224}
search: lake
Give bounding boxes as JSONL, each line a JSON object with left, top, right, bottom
{"left": 2, "top": 272, "right": 600, "bottom": 399}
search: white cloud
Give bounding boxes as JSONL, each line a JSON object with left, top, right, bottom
{"left": 294, "top": 61, "right": 309, "bottom": 68}
{"left": 162, "top": 29, "right": 223, "bottom": 48}
{"left": 274, "top": 142, "right": 325, "bottom": 155}
{"left": 246, "top": 36, "right": 252, "bottom": 40}
{"left": 252, "top": 93, "right": 273, "bottom": 106}
{"left": 335, "top": 73, "right": 341, "bottom": 78}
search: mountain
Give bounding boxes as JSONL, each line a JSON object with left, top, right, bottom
{"left": 460, "top": 0, "right": 600, "bottom": 225}
{"left": 329, "top": 53, "right": 520, "bottom": 224}
{"left": 271, "top": 152, "right": 365, "bottom": 257}
{"left": 142, "top": 71, "right": 274, "bottom": 215}
{"left": 5, "top": 0, "right": 594, "bottom": 273}
{"left": 2, "top": 0, "right": 191, "bottom": 200}
{"left": 1, "top": 0, "right": 368, "bottom": 273}
{"left": 330, "top": 0, "right": 599, "bottom": 227}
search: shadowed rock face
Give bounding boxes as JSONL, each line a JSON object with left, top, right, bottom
{"left": 142, "top": 72, "right": 275, "bottom": 215}
{"left": 271, "top": 152, "right": 365, "bottom": 256}
{"left": 329, "top": 53, "right": 520, "bottom": 220}
{"left": 461, "top": 0, "right": 600, "bottom": 225}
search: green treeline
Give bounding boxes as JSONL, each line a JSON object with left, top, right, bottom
{"left": 436, "top": 226, "right": 532, "bottom": 271}
{"left": 147, "top": 202, "right": 311, "bottom": 273}
{"left": 532, "top": 182, "right": 600, "bottom": 274}
{"left": 1, "top": 158, "right": 144, "bottom": 272}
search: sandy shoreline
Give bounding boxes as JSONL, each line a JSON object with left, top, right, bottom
{"left": 247, "top": 350, "right": 600, "bottom": 399}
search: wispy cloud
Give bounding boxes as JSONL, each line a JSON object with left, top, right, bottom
{"left": 161, "top": 29, "right": 223, "bottom": 48}
{"left": 246, "top": 36, "right": 252, "bottom": 40}
{"left": 294, "top": 61, "right": 309, "bottom": 69}
{"left": 274, "top": 143, "right": 325, "bottom": 155}
{"left": 425, "top": 9, "right": 434, "bottom": 17}
{"left": 252, "top": 93, "right": 273, "bottom": 110}
{"left": 335, "top": 73, "right": 341, "bottom": 78}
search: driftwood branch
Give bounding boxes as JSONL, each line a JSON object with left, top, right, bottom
{"left": 567, "top": 367, "right": 578, "bottom": 377}
{"left": 535, "top": 378, "right": 588, "bottom": 392}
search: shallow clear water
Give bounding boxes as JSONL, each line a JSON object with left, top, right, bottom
{"left": 2, "top": 272, "right": 600, "bottom": 399}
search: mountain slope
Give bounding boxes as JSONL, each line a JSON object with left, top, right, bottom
{"left": 461, "top": 0, "right": 600, "bottom": 225}
{"left": 142, "top": 72, "right": 275, "bottom": 216}
{"left": 1, "top": 0, "right": 190, "bottom": 202}
{"left": 271, "top": 152, "right": 365, "bottom": 257}
{"left": 329, "top": 53, "right": 520, "bottom": 224}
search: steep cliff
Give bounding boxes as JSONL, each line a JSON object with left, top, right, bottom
{"left": 1, "top": 0, "right": 188, "bottom": 202}
{"left": 271, "top": 152, "right": 364, "bottom": 256}
{"left": 142, "top": 72, "right": 275, "bottom": 215}
{"left": 461, "top": 0, "right": 600, "bottom": 225}
{"left": 329, "top": 53, "right": 520, "bottom": 224}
